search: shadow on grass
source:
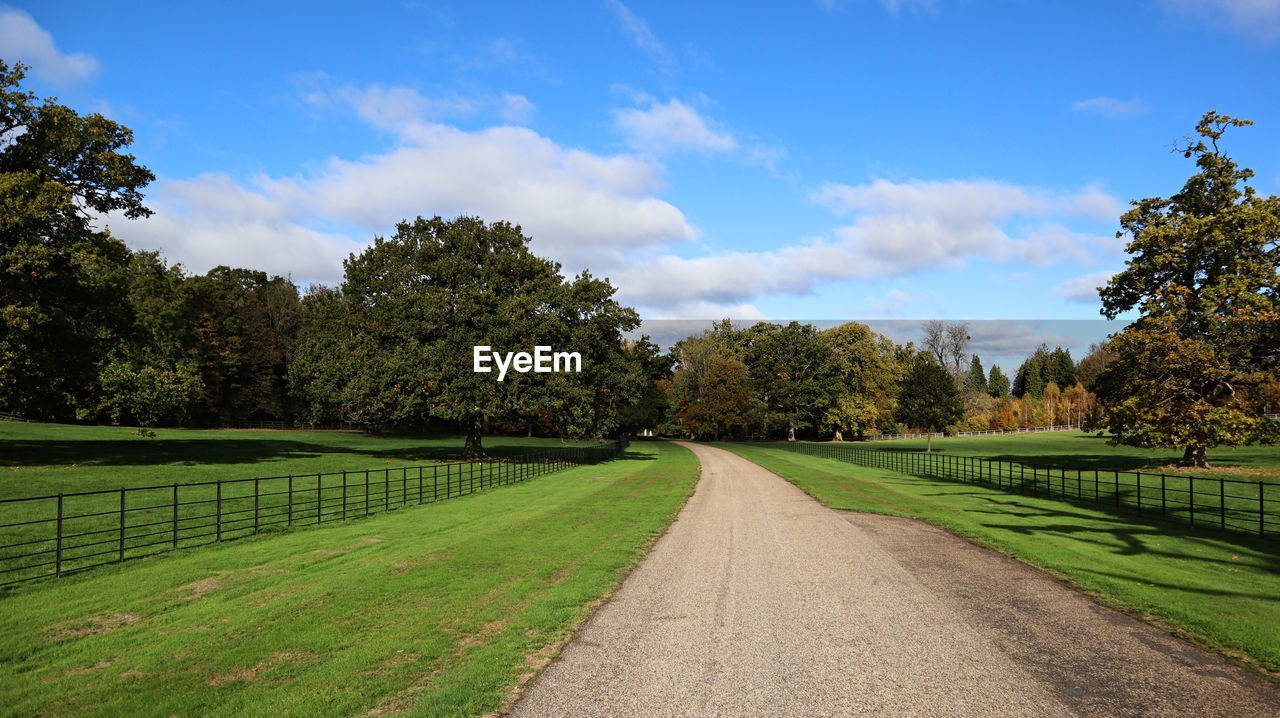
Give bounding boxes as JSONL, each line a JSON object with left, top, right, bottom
{"left": 0, "top": 436, "right": 625, "bottom": 468}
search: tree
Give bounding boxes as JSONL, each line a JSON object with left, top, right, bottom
{"left": 1074, "top": 342, "right": 1114, "bottom": 391}
{"left": 1, "top": 61, "right": 154, "bottom": 418}
{"left": 820, "top": 321, "right": 903, "bottom": 440}
{"left": 298, "top": 215, "right": 639, "bottom": 456}
{"left": 1096, "top": 111, "right": 1280, "bottom": 467}
{"left": 920, "top": 320, "right": 970, "bottom": 386}
{"left": 745, "top": 321, "right": 838, "bottom": 441}
{"left": 964, "top": 354, "right": 987, "bottom": 394}
{"left": 894, "top": 356, "right": 963, "bottom": 452}
{"left": 677, "top": 356, "right": 750, "bottom": 440}
{"left": 987, "top": 365, "right": 1010, "bottom": 397}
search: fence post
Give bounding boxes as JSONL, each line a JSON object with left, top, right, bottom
{"left": 254, "top": 478, "right": 260, "bottom": 534}
{"left": 384, "top": 470, "right": 389, "bottom": 511}
{"left": 1094, "top": 470, "right": 1099, "bottom": 507}
{"left": 288, "top": 475, "right": 294, "bottom": 527}
{"left": 418, "top": 467, "right": 423, "bottom": 504}
{"left": 1260, "top": 482, "right": 1265, "bottom": 537}
{"left": 1136, "top": 473, "right": 1142, "bottom": 514}
{"left": 342, "top": 472, "right": 348, "bottom": 521}
{"left": 119, "top": 488, "right": 126, "bottom": 562}
{"left": 1189, "top": 476, "right": 1195, "bottom": 528}
{"left": 55, "top": 494, "right": 63, "bottom": 577}
{"left": 216, "top": 480, "right": 223, "bottom": 542}
{"left": 365, "top": 470, "right": 370, "bottom": 517}
{"left": 1220, "top": 478, "right": 1226, "bottom": 531}
{"left": 173, "top": 483, "right": 179, "bottom": 548}
{"left": 317, "top": 474, "right": 322, "bottom": 525}
{"left": 1161, "top": 474, "right": 1166, "bottom": 520}
{"left": 434, "top": 465, "right": 439, "bottom": 502}
{"left": 402, "top": 468, "right": 407, "bottom": 506}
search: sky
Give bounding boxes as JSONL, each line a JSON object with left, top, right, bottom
{"left": 4, "top": 0, "right": 1279, "bottom": 366}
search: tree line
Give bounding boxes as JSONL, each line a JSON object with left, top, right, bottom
{"left": 2, "top": 61, "right": 1276, "bottom": 465}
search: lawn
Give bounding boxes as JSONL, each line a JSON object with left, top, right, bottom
{"left": 0, "top": 440, "right": 699, "bottom": 717}
{"left": 0, "top": 421, "right": 603, "bottom": 499}
{"left": 718, "top": 442, "right": 1280, "bottom": 676}
{"left": 860, "top": 430, "right": 1280, "bottom": 482}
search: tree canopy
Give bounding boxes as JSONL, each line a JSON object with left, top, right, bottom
{"left": 1096, "top": 111, "right": 1280, "bottom": 467}
{"left": 894, "top": 356, "right": 963, "bottom": 452}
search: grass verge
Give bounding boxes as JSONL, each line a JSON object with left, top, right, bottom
{"left": 717, "top": 442, "right": 1280, "bottom": 676}
{"left": 0, "top": 441, "right": 699, "bottom": 717}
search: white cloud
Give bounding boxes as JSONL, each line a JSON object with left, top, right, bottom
{"left": 868, "top": 289, "right": 913, "bottom": 317}
{"left": 109, "top": 84, "right": 695, "bottom": 285}
{"left": 613, "top": 98, "right": 737, "bottom": 154}
{"left": 499, "top": 93, "right": 536, "bottom": 124}
{"left": 1070, "top": 97, "right": 1149, "bottom": 118}
{"left": 1161, "top": 0, "right": 1280, "bottom": 40}
{"left": 0, "top": 6, "right": 99, "bottom": 84}
{"left": 604, "top": 0, "right": 675, "bottom": 72}
{"left": 1055, "top": 270, "right": 1116, "bottom": 304}
{"left": 605, "top": 178, "right": 1120, "bottom": 312}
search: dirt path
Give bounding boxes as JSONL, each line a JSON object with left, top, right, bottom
{"left": 509, "top": 442, "right": 1280, "bottom": 716}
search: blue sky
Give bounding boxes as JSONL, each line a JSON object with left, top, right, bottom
{"left": 4, "top": 0, "right": 1279, "bottom": 363}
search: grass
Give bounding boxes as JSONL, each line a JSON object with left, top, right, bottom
{"left": 861, "top": 430, "right": 1280, "bottom": 482}
{"left": 0, "top": 440, "right": 699, "bottom": 717}
{"left": 717, "top": 442, "right": 1280, "bottom": 676}
{"left": 0, "top": 421, "right": 602, "bottom": 499}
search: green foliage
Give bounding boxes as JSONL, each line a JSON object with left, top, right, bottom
{"left": 1097, "top": 111, "right": 1280, "bottom": 467}
{"left": 745, "top": 321, "right": 839, "bottom": 441}
{"left": 98, "top": 357, "right": 202, "bottom": 427}
{"left": 964, "top": 354, "right": 987, "bottom": 394}
{"left": 291, "top": 216, "right": 639, "bottom": 454}
{"left": 0, "top": 61, "right": 153, "bottom": 419}
{"left": 894, "top": 356, "right": 963, "bottom": 448}
{"left": 987, "top": 364, "right": 1010, "bottom": 397}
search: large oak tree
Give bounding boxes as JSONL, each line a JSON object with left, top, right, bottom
{"left": 1096, "top": 111, "right": 1280, "bottom": 468}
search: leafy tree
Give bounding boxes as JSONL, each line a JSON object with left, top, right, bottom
{"left": 1097, "top": 111, "right": 1280, "bottom": 467}
{"left": 677, "top": 356, "right": 750, "bottom": 440}
{"left": 301, "top": 215, "right": 638, "bottom": 456}
{"left": 746, "top": 321, "right": 838, "bottom": 441}
{"left": 820, "top": 321, "right": 903, "bottom": 440}
{"left": 615, "top": 338, "right": 673, "bottom": 436}
{"left": 964, "top": 354, "right": 987, "bottom": 394}
{"left": 987, "top": 364, "right": 1010, "bottom": 397}
{"left": 894, "top": 356, "right": 963, "bottom": 452}
{"left": 1, "top": 61, "right": 153, "bottom": 418}
{"left": 1074, "top": 342, "right": 1114, "bottom": 391}
{"left": 1013, "top": 350, "right": 1047, "bottom": 399}
{"left": 1047, "top": 347, "right": 1076, "bottom": 388}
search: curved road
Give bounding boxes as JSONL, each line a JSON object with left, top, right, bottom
{"left": 510, "top": 442, "right": 1280, "bottom": 716}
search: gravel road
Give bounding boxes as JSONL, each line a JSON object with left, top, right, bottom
{"left": 508, "top": 442, "right": 1280, "bottom": 717}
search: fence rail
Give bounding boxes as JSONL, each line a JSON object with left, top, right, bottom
{"left": 0, "top": 441, "right": 625, "bottom": 588}
{"left": 854, "top": 424, "right": 1082, "bottom": 442}
{"left": 773, "top": 442, "right": 1277, "bottom": 540}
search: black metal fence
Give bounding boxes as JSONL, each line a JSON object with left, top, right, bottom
{"left": 0, "top": 441, "right": 625, "bottom": 587}
{"left": 773, "top": 442, "right": 1278, "bottom": 539}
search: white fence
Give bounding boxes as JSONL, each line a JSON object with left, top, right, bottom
{"left": 855, "top": 424, "right": 1083, "bottom": 442}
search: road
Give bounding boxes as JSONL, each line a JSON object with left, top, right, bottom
{"left": 509, "top": 442, "right": 1280, "bottom": 717}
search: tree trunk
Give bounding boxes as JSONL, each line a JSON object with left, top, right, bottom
{"left": 482, "top": 413, "right": 491, "bottom": 435}
{"left": 926, "top": 432, "right": 933, "bottom": 453}
{"left": 463, "top": 414, "right": 485, "bottom": 458}
{"left": 1177, "top": 444, "right": 1209, "bottom": 469}
{"left": 787, "top": 425, "right": 796, "bottom": 442}
{"left": 833, "top": 430, "right": 843, "bottom": 442}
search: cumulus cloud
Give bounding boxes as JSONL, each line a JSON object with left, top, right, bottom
{"left": 614, "top": 97, "right": 737, "bottom": 154}
{"left": 109, "top": 84, "right": 696, "bottom": 285}
{"left": 1055, "top": 270, "right": 1116, "bottom": 304}
{"left": 606, "top": 178, "right": 1120, "bottom": 313}
{"left": 1070, "top": 97, "right": 1149, "bottom": 118}
{"left": 0, "top": 6, "right": 99, "bottom": 84}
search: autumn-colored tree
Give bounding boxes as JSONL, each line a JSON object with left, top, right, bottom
{"left": 1096, "top": 111, "right": 1280, "bottom": 467}
{"left": 678, "top": 356, "right": 750, "bottom": 440}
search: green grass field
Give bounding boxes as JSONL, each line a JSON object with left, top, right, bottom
{"left": 718, "top": 442, "right": 1280, "bottom": 675}
{"left": 0, "top": 421, "right": 602, "bottom": 499}
{"left": 0, "top": 440, "right": 699, "bottom": 717}
{"left": 862, "top": 430, "right": 1280, "bottom": 481}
